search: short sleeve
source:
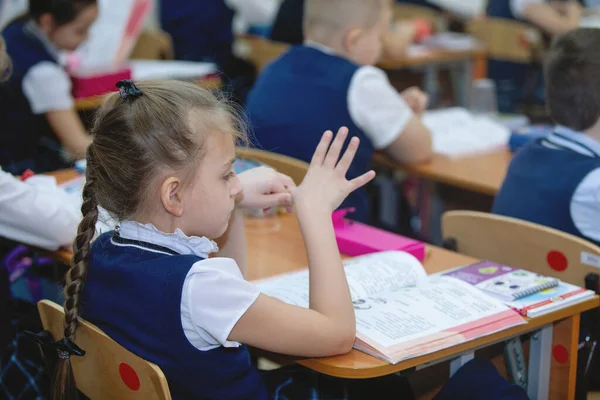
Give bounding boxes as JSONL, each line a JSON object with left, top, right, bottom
{"left": 181, "top": 257, "right": 260, "bottom": 351}
{"left": 22, "top": 61, "right": 74, "bottom": 114}
{"left": 571, "top": 168, "right": 600, "bottom": 243}
{"left": 348, "top": 66, "right": 414, "bottom": 150}
{"left": 510, "top": 0, "right": 545, "bottom": 19}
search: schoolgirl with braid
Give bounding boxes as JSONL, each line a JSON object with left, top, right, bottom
{"left": 51, "top": 79, "right": 378, "bottom": 399}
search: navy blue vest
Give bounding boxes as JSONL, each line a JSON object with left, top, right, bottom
{"left": 159, "top": 0, "right": 234, "bottom": 65}
{"left": 0, "top": 19, "right": 61, "bottom": 173}
{"left": 81, "top": 232, "right": 268, "bottom": 400}
{"left": 247, "top": 46, "right": 375, "bottom": 222}
{"left": 493, "top": 139, "right": 600, "bottom": 246}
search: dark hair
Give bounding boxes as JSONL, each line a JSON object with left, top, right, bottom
{"left": 53, "top": 80, "right": 246, "bottom": 399}
{"left": 545, "top": 28, "right": 600, "bottom": 132}
{"left": 29, "top": 0, "right": 97, "bottom": 26}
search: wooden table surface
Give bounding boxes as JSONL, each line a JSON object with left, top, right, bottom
{"left": 374, "top": 149, "right": 512, "bottom": 196}
{"left": 50, "top": 169, "right": 599, "bottom": 394}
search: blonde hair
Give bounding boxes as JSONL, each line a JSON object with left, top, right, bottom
{"left": 304, "top": 0, "right": 390, "bottom": 41}
{"left": 53, "top": 80, "right": 246, "bottom": 400}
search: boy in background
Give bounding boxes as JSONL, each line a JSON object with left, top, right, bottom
{"left": 494, "top": 28, "right": 600, "bottom": 246}
{"left": 247, "top": 0, "right": 432, "bottom": 223}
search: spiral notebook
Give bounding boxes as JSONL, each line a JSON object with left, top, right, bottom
{"left": 442, "top": 261, "right": 559, "bottom": 302}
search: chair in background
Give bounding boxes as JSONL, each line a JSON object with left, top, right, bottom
{"left": 441, "top": 210, "right": 600, "bottom": 398}
{"left": 236, "top": 36, "right": 290, "bottom": 72}
{"left": 466, "top": 17, "right": 547, "bottom": 120}
{"left": 236, "top": 147, "right": 309, "bottom": 186}
{"left": 38, "top": 300, "right": 171, "bottom": 400}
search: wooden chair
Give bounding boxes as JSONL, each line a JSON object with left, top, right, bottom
{"left": 441, "top": 210, "right": 600, "bottom": 285}
{"left": 394, "top": 3, "right": 444, "bottom": 28}
{"left": 236, "top": 147, "right": 309, "bottom": 186}
{"left": 466, "top": 17, "right": 543, "bottom": 64}
{"left": 442, "top": 211, "right": 600, "bottom": 397}
{"left": 236, "top": 35, "right": 290, "bottom": 71}
{"left": 38, "top": 300, "right": 171, "bottom": 400}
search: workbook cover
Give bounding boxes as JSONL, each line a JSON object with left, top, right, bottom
{"left": 443, "top": 261, "right": 559, "bottom": 302}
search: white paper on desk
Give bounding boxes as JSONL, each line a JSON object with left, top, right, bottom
{"left": 421, "top": 33, "right": 480, "bottom": 51}
{"left": 74, "top": 0, "right": 150, "bottom": 70}
{"left": 423, "top": 108, "right": 510, "bottom": 158}
{"left": 256, "top": 251, "right": 427, "bottom": 308}
{"left": 354, "top": 278, "right": 510, "bottom": 349}
{"left": 131, "top": 60, "right": 217, "bottom": 81}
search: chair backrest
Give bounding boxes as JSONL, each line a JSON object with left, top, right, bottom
{"left": 37, "top": 300, "right": 171, "bottom": 400}
{"left": 466, "top": 17, "right": 543, "bottom": 63}
{"left": 394, "top": 4, "right": 445, "bottom": 29}
{"left": 442, "top": 211, "right": 600, "bottom": 286}
{"left": 237, "top": 35, "right": 290, "bottom": 71}
{"left": 236, "top": 147, "right": 309, "bottom": 186}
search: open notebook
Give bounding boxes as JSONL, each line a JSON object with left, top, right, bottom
{"left": 423, "top": 108, "right": 511, "bottom": 158}
{"left": 257, "top": 251, "right": 525, "bottom": 364}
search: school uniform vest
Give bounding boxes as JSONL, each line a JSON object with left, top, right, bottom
{"left": 81, "top": 232, "right": 268, "bottom": 400}
{"left": 247, "top": 45, "right": 375, "bottom": 222}
{"left": 493, "top": 139, "right": 600, "bottom": 246}
{"left": 0, "top": 19, "right": 58, "bottom": 173}
{"left": 159, "top": 0, "right": 234, "bottom": 65}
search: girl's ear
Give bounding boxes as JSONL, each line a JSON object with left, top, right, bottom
{"left": 37, "top": 13, "right": 57, "bottom": 35}
{"left": 342, "top": 27, "right": 364, "bottom": 55}
{"left": 160, "top": 177, "right": 185, "bottom": 217}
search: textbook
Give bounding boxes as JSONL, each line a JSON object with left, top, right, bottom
{"left": 505, "top": 281, "right": 596, "bottom": 318}
{"left": 256, "top": 251, "right": 525, "bottom": 364}
{"left": 442, "top": 261, "right": 559, "bottom": 302}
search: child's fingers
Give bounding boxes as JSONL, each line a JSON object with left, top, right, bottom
{"left": 310, "top": 130, "right": 333, "bottom": 167}
{"left": 335, "top": 136, "right": 359, "bottom": 175}
{"left": 323, "top": 127, "right": 349, "bottom": 168}
{"left": 348, "top": 170, "right": 376, "bottom": 193}
{"left": 260, "top": 192, "right": 293, "bottom": 209}
{"left": 277, "top": 173, "right": 296, "bottom": 190}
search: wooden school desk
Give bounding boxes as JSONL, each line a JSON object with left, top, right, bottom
{"left": 374, "top": 149, "right": 512, "bottom": 197}
{"left": 51, "top": 170, "right": 597, "bottom": 399}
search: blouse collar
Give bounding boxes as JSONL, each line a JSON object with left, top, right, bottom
{"left": 117, "top": 221, "right": 219, "bottom": 258}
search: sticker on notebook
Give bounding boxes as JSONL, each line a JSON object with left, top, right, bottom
{"left": 581, "top": 252, "right": 600, "bottom": 269}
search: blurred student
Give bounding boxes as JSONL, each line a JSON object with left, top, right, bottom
{"left": 248, "top": 0, "right": 432, "bottom": 223}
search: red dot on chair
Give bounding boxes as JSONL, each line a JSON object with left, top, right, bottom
{"left": 547, "top": 251, "right": 568, "bottom": 272}
{"left": 552, "top": 345, "right": 569, "bottom": 364}
{"left": 119, "top": 363, "right": 140, "bottom": 391}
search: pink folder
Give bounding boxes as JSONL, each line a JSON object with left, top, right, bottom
{"left": 332, "top": 208, "right": 425, "bottom": 261}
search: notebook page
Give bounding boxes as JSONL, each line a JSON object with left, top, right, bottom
{"left": 256, "top": 251, "right": 427, "bottom": 308}
{"left": 423, "top": 108, "right": 510, "bottom": 158}
{"left": 354, "top": 277, "right": 513, "bottom": 350}
{"left": 131, "top": 60, "right": 217, "bottom": 81}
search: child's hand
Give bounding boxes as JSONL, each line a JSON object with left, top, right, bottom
{"left": 292, "top": 127, "right": 376, "bottom": 214}
{"left": 401, "top": 87, "right": 429, "bottom": 115}
{"left": 238, "top": 166, "right": 295, "bottom": 211}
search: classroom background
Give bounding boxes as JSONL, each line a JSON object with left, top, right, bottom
{"left": 2, "top": 0, "right": 600, "bottom": 399}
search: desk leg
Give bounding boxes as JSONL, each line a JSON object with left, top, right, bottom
{"left": 423, "top": 65, "right": 440, "bottom": 108}
{"left": 450, "top": 59, "right": 473, "bottom": 108}
{"left": 528, "top": 325, "right": 553, "bottom": 400}
{"left": 549, "top": 315, "right": 580, "bottom": 400}
{"left": 449, "top": 352, "right": 474, "bottom": 377}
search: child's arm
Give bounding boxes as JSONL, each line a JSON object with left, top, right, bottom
{"left": 216, "top": 166, "right": 295, "bottom": 276}
{"left": 228, "top": 129, "right": 376, "bottom": 357}
{"left": 519, "top": 0, "right": 581, "bottom": 35}
{"left": 46, "top": 109, "right": 92, "bottom": 159}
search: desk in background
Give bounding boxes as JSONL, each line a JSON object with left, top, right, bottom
{"left": 50, "top": 169, "right": 597, "bottom": 399}
{"left": 374, "top": 149, "right": 511, "bottom": 197}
